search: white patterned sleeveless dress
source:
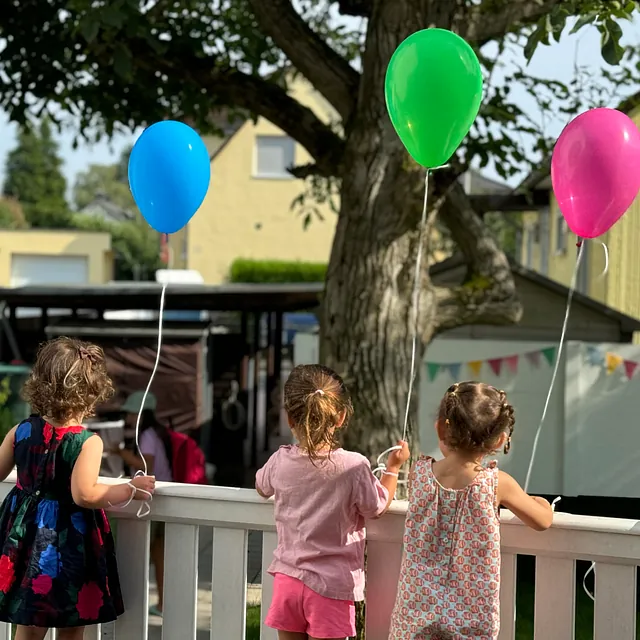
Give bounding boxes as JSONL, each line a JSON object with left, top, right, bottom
{"left": 389, "top": 456, "right": 501, "bottom": 639}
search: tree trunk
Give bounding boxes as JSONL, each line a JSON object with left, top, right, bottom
{"left": 320, "top": 0, "right": 463, "bottom": 462}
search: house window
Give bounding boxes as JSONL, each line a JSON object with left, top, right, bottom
{"left": 254, "top": 136, "right": 295, "bottom": 179}
{"left": 526, "top": 227, "right": 534, "bottom": 269}
{"left": 555, "top": 207, "right": 567, "bottom": 253}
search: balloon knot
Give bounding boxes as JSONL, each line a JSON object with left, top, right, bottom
{"left": 576, "top": 240, "right": 583, "bottom": 248}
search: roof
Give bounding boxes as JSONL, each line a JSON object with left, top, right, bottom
{"left": 2, "top": 264, "right": 639, "bottom": 334}
{"left": 432, "top": 254, "right": 640, "bottom": 334}
{"left": 0, "top": 282, "right": 323, "bottom": 312}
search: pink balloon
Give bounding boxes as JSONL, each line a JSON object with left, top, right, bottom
{"left": 551, "top": 108, "right": 640, "bottom": 239}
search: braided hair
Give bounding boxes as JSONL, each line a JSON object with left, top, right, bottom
{"left": 437, "top": 381, "right": 515, "bottom": 454}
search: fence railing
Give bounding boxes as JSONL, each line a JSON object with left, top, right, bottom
{"left": 0, "top": 476, "right": 639, "bottom": 639}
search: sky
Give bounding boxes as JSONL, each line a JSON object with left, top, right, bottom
{"left": 0, "top": 17, "right": 639, "bottom": 195}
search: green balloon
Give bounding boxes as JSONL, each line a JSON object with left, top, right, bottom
{"left": 385, "top": 29, "right": 483, "bottom": 169}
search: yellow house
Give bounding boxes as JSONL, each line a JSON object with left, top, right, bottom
{"left": 0, "top": 229, "right": 113, "bottom": 287}
{"left": 519, "top": 104, "right": 640, "bottom": 322}
{"left": 169, "top": 78, "right": 338, "bottom": 283}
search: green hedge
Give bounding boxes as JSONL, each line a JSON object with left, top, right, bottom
{"left": 229, "top": 259, "right": 327, "bottom": 283}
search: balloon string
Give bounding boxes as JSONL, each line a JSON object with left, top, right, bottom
{"left": 131, "top": 282, "right": 167, "bottom": 518}
{"left": 373, "top": 163, "right": 449, "bottom": 486}
{"left": 524, "top": 240, "right": 584, "bottom": 492}
{"left": 401, "top": 169, "right": 431, "bottom": 443}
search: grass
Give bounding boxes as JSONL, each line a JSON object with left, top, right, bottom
{"left": 246, "top": 605, "right": 261, "bottom": 639}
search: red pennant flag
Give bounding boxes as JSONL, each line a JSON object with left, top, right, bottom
{"left": 505, "top": 355, "right": 519, "bottom": 374}
{"left": 624, "top": 360, "right": 638, "bottom": 380}
{"left": 526, "top": 351, "right": 540, "bottom": 368}
{"left": 488, "top": 358, "right": 503, "bottom": 376}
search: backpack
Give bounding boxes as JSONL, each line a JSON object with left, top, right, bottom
{"left": 167, "top": 430, "right": 208, "bottom": 485}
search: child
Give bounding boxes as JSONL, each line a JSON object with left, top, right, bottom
{"left": 389, "top": 382, "right": 553, "bottom": 639}
{"left": 0, "top": 337, "right": 156, "bottom": 640}
{"left": 256, "top": 364, "right": 410, "bottom": 640}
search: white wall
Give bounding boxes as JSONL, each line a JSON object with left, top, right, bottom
{"left": 292, "top": 334, "right": 640, "bottom": 499}
{"left": 564, "top": 342, "right": 640, "bottom": 498}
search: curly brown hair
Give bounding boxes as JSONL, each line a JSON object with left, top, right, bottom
{"left": 283, "top": 364, "right": 353, "bottom": 462}
{"left": 22, "top": 337, "right": 114, "bottom": 423}
{"left": 437, "top": 381, "right": 515, "bottom": 455}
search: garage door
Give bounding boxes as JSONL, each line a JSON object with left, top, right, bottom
{"left": 10, "top": 254, "right": 89, "bottom": 287}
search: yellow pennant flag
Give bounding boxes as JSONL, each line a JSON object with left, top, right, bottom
{"left": 606, "top": 352, "right": 624, "bottom": 375}
{"left": 468, "top": 361, "right": 483, "bottom": 377}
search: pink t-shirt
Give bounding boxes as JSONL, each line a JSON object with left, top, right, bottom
{"left": 255, "top": 445, "right": 389, "bottom": 602}
{"left": 139, "top": 428, "right": 172, "bottom": 482}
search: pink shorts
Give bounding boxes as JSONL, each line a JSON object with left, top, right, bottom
{"left": 265, "top": 573, "right": 356, "bottom": 638}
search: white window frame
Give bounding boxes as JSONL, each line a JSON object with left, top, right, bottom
{"left": 555, "top": 207, "right": 568, "bottom": 254}
{"left": 253, "top": 135, "right": 296, "bottom": 180}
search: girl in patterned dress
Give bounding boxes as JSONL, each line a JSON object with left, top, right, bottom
{"left": 0, "top": 337, "right": 156, "bottom": 640}
{"left": 256, "top": 364, "right": 410, "bottom": 640}
{"left": 389, "top": 382, "right": 553, "bottom": 640}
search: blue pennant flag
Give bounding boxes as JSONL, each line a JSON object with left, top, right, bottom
{"left": 447, "top": 363, "right": 461, "bottom": 380}
{"left": 586, "top": 345, "right": 605, "bottom": 366}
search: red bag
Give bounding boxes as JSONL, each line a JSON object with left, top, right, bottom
{"left": 168, "top": 430, "right": 208, "bottom": 485}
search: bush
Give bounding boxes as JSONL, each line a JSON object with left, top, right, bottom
{"left": 229, "top": 259, "right": 327, "bottom": 284}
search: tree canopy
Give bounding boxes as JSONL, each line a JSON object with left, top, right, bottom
{"left": 2, "top": 119, "right": 70, "bottom": 228}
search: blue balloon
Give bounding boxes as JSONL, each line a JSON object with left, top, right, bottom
{"left": 128, "top": 121, "right": 211, "bottom": 234}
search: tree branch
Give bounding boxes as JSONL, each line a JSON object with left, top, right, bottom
{"left": 131, "top": 40, "right": 346, "bottom": 178}
{"left": 247, "top": 0, "right": 360, "bottom": 122}
{"left": 464, "top": 0, "right": 564, "bottom": 45}
{"left": 433, "top": 179, "right": 522, "bottom": 332}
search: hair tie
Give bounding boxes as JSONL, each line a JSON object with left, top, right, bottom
{"left": 314, "top": 389, "right": 325, "bottom": 396}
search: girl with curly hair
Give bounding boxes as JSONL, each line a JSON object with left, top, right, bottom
{"left": 0, "top": 337, "right": 156, "bottom": 640}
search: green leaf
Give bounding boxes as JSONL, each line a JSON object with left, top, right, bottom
{"left": 600, "top": 23, "right": 625, "bottom": 65}
{"left": 102, "top": 5, "right": 125, "bottom": 29}
{"left": 113, "top": 44, "right": 132, "bottom": 79}
{"left": 80, "top": 17, "right": 100, "bottom": 43}
{"left": 570, "top": 13, "right": 597, "bottom": 35}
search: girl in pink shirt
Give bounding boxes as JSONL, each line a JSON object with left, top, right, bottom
{"left": 256, "top": 364, "right": 409, "bottom": 640}
{"left": 389, "top": 382, "right": 553, "bottom": 639}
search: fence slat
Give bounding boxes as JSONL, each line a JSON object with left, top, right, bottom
{"left": 260, "top": 531, "right": 278, "bottom": 640}
{"left": 115, "top": 519, "right": 150, "bottom": 640}
{"left": 364, "top": 540, "right": 403, "bottom": 640}
{"left": 84, "top": 625, "right": 101, "bottom": 640}
{"left": 211, "top": 527, "right": 248, "bottom": 640}
{"left": 498, "top": 552, "right": 517, "bottom": 640}
{"left": 0, "top": 623, "right": 10, "bottom": 640}
{"left": 594, "top": 563, "right": 636, "bottom": 639}
{"left": 164, "top": 523, "right": 199, "bottom": 640}
{"left": 534, "top": 557, "right": 575, "bottom": 640}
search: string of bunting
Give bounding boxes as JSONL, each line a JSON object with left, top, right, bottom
{"left": 586, "top": 345, "right": 640, "bottom": 379}
{"left": 426, "top": 347, "right": 557, "bottom": 382}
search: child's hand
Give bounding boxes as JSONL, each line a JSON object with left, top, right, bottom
{"left": 387, "top": 441, "right": 410, "bottom": 470}
{"left": 131, "top": 475, "right": 156, "bottom": 500}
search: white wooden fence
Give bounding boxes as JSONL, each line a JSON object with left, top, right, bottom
{"left": 0, "top": 477, "right": 639, "bottom": 639}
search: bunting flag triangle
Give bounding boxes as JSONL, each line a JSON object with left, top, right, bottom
{"left": 526, "top": 351, "right": 540, "bottom": 368}
{"left": 447, "top": 363, "right": 461, "bottom": 380}
{"left": 586, "top": 345, "right": 605, "bottom": 366}
{"left": 605, "top": 352, "right": 624, "bottom": 375}
{"left": 468, "top": 361, "right": 483, "bottom": 377}
{"left": 624, "top": 360, "right": 638, "bottom": 380}
{"left": 427, "top": 362, "right": 441, "bottom": 381}
{"left": 505, "top": 354, "right": 519, "bottom": 374}
{"left": 488, "top": 358, "right": 503, "bottom": 376}
{"left": 541, "top": 347, "right": 556, "bottom": 366}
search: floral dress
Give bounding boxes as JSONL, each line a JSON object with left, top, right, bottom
{"left": 0, "top": 416, "right": 124, "bottom": 628}
{"left": 389, "top": 457, "right": 501, "bottom": 639}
